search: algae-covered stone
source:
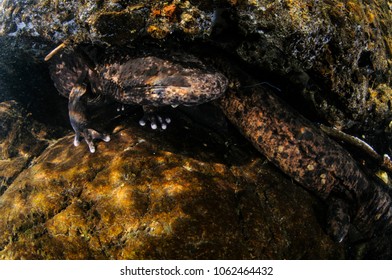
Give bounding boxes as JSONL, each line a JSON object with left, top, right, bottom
{"left": 0, "top": 100, "right": 50, "bottom": 197}
{"left": 0, "top": 1, "right": 216, "bottom": 44}
{"left": 0, "top": 114, "right": 344, "bottom": 259}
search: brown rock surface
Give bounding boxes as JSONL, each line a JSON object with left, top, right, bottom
{"left": 0, "top": 100, "right": 50, "bottom": 195}
{"left": 0, "top": 104, "right": 345, "bottom": 259}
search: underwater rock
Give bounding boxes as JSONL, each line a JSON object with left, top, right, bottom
{"left": 234, "top": 0, "right": 392, "bottom": 139}
{"left": 0, "top": 1, "right": 216, "bottom": 44}
{"left": 0, "top": 109, "right": 344, "bottom": 259}
{"left": 0, "top": 100, "right": 53, "bottom": 195}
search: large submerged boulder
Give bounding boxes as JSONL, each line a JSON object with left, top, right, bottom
{"left": 0, "top": 102, "right": 345, "bottom": 259}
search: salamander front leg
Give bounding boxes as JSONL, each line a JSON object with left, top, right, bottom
{"left": 68, "top": 84, "right": 110, "bottom": 153}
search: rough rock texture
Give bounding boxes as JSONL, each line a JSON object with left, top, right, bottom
{"left": 0, "top": 103, "right": 345, "bottom": 259}
{"left": 235, "top": 0, "right": 392, "bottom": 134}
{"left": 0, "top": 0, "right": 217, "bottom": 43}
{"left": 0, "top": 101, "right": 46, "bottom": 195}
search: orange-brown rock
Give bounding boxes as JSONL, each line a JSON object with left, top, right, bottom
{"left": 0, "top": 106, "right": 344, "bottom": 259}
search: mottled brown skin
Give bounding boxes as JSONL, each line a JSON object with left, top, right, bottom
{"left": 219, "top": 85, "right": 392, "bottom": 241}
{"left": 50, "top": 48, "right": 228, "bottom": 106}
{"left": 100, "top": 55, "right": 227, "bottom": 106}
{"left": 49, "top": 46, "right": 228, "bottom": 152}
